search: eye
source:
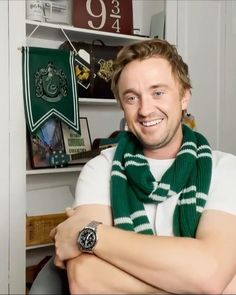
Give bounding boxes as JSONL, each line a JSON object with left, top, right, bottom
{"left": 124, "top": 95, "right": 138, "bottom": 105}
{"left": 154, "top": 90, "right": 165, "bottom": 98}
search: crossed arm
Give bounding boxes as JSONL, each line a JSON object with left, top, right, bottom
{"left": 52, "top": 204, "right": 236, "bottom": 294}
{"left": 52, "top": 205, "right": 166, "bottom": 294}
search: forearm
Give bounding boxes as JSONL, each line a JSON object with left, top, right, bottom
{"left": 94, "top": 224, "right": 220, "bottom": 294}
{"left": 67, "top": 254, "right": 170, "bottom": 294}
{"left": 55, "top": 208, "right": 236, "bottom": 294}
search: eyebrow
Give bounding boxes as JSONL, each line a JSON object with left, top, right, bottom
{"left": 150, "top": 83, "right": 169, "bottom": 89}
{"left": 121, "top": 84, "right": 169, "bottom": 96}
{"left": 121, "top": 88, "right": 137, "bottom": 97}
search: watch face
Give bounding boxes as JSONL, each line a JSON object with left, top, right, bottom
{"left": 79, "top": 228, "right": 96, "bottom": 251}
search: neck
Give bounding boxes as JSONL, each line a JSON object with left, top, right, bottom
{"left": 144, "top": 145, "right": 180, "bottom": 160}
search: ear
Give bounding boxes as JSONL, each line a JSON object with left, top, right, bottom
{"left": 181, "top": 89, "right": 191, "bottom": 111}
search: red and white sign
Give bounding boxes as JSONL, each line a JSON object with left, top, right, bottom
{"left": 73, "top": 0, "right": 133, "bottom": 35}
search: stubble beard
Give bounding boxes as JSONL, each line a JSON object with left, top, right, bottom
{"left": 137, "top": 119, "right": 183, "bottom": 151}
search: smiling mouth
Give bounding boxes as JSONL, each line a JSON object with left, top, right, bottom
{"left": 141, "top": 119, "right": 163, "bottom": 127}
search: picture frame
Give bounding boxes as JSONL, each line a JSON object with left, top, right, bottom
{"left": 27, "top": 118, "right": 65, "bottom": 169}
{"left": 61, "top": 117, "right": 92, "bottom": 165}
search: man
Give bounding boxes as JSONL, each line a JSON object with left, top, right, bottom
{"left": 52, "top": 39, "right": 236, "bottom": 294}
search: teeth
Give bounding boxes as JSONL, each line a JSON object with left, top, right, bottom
{"left": 142, "top": 119, "right": 162, "bottom": 127}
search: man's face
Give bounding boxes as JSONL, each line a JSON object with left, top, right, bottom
{"left": 118, "top": 57, "right": 190, "bottom": 159}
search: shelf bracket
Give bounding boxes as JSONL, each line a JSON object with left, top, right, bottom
{"left": 19, "top": 23, "right": 76, "bottom": 53}
{"left": 27, "top": 23, "right": 40, "bottom": 42}
{"left": 18, "top": 23, "right": 40, "bottom": 51}
{"left": 60, "top": 27, "right": 78, "bottom": 55}
{"left": 24, "top": 22, "right": 78, "bottom": 55}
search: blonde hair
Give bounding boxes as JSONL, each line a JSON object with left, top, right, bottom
{"left": 111, "top": 39, "right": 192, "bottom": 100}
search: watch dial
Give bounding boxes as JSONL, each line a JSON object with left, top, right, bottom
{"left": 79, "top": 228, "right": 96, "bottom": 250}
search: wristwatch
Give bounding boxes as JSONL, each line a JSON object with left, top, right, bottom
{"left": 77, "top": 221, "right": 102, "bottom": 254}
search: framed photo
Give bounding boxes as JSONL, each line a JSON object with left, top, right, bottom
{"left": 61, "top": 117, "right": 92, "bottom": 165}
{"left": 27, "top": 118, "right": 65, "bottom": 169}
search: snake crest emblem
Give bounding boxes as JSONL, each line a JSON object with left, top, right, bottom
{"left": 35, "top": 62, "right": 68, "bottom": 102}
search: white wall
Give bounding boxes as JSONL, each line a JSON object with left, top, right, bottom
{"left": 177, "top": 0, "right": 236, "bottom": 155}
{"left": 9, "top": 0, "right": 26, "bottom": 293}
{"left": 219, "top": 1, "right": 236, "bottom": 154}
{"left": 80, "top": 104, "right": 123, "bottom": 141}
{"left": 177, "top": 0, "right": 225, "bottom": 150}
{"left": 0, "top": 0, "right": 10, "bottom": 293}
{"left": 133, "top": 0, "right": 164, "bottom": 37}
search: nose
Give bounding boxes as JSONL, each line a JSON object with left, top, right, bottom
{"left": 138, "top": 96, "right": 154, "bottom": 117}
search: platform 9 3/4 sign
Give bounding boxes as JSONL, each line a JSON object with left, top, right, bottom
{"left": 73, "top": 0, "right": 133, "bottom": 35}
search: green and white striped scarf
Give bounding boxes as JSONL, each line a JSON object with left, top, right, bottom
{"left": 111, "top": 124, "right": 212, "bottom": 237}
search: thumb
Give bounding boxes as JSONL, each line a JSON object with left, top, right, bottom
{"left": 54, "top": 255, "right": 66, "bottom": 269}
{"left": 65, "top": 207, "right": 75, "bottom": 217}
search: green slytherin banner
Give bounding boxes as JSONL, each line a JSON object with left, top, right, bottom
{"left": 22, "top": 46, "right": 80, "bottom": 133}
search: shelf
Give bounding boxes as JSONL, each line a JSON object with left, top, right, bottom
{"left": 26, "top": 243, "right": 54, "bottom": 250}
{"left": 26, "top": 19, "right": 150, "bottom": 46}
{"left": 79, "top": 97, "right": 118, "bottom": 105}
{"left": 26, "top": 165, "right": 84, "bottom": 175}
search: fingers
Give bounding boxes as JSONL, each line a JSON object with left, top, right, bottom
{"left": 54, "top": 255, "right": 66, "bottom": 269}
{"left": 50, "top": 208, "right": 73, "bottom": 239}
{"left": 49, "top": 227, "right": 57, "bottom": 240}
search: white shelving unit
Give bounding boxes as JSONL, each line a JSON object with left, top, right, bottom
{"left": 24, "top": 4, "right": 154, "bottom": 281}
{"left": 3, "top": 0, "right": 177, "bottom": 293}
{"left": 26, "top": 19, "right": 150, "bottom": 45}
{"left": 26, "top": 243, "right": 54, "bottom": 250}
{"left": 26, "top": 165, "right": 83, "bottom": 175}
{"left": 79, "top": 97, "right": 118, "bottom": 105}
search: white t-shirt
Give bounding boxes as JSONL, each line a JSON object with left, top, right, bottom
{"left": 74, "top": 147, "right": 236, "bottom": 236}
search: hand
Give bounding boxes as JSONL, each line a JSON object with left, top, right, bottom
{"left": 49, "top": 207, "right": 76, "bottom": 240}
{"left": 50, "top": 208, "right": 78, "bottom": 269}
{"left": 51, "top": 204, "right": 113, "bottom": 269}
{"left": 51, "top": 209, "right": 90, "bottom": 263}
